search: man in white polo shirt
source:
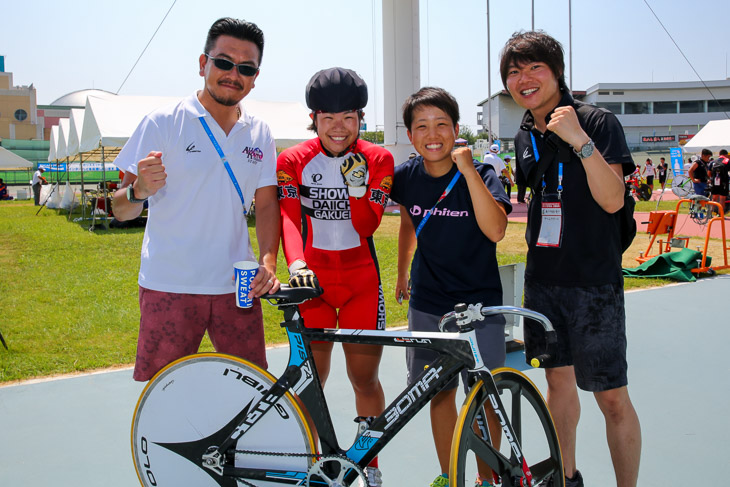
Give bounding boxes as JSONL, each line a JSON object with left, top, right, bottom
{"left": 112, "top": 17, "right": 280, "bottom": 381}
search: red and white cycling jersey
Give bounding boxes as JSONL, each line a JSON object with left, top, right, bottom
{"left": 277, "top": 138, "right": 394, "bottom": 272}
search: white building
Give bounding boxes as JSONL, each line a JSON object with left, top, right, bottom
{"left": 478, "top": 79, "right": 730, "bottom": 151}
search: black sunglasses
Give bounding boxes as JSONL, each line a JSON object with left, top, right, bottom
{"left": 205, "top": 54, "right": 259, "bottom": 77}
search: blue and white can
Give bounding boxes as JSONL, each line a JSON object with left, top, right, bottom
{"left": 234, "top": 261, "right": 259, "bottom": 308}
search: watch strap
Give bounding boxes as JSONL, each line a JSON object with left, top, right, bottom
{"left": 127, "top": 185, "right": 148, "bottom": 203}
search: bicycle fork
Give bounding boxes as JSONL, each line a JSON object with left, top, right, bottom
{"left": 477, "top": 373, "right": 535, "bottom": 487}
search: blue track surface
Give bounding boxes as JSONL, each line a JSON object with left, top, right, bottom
{"left": 1, "top": 275, "right": 729, "bottom": 486}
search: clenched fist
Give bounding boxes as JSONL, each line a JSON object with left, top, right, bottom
{"left": 134, "top": 151, "right": 167, "bottom": 199}
{"left": 341, "top": 153, "right": 368, "bottom": 198}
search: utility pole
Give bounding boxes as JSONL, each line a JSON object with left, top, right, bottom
{"left": 487, "top": 0, "right": 492, "bottom": 143}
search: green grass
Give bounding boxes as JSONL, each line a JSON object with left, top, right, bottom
{"left": 0, "top": 201, "right": 695, "bottom": 383}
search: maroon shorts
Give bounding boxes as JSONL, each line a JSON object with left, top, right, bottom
{"left": 133, "top": 287, "right": 267, "bottom": 381}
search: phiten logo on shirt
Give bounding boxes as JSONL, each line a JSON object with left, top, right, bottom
{"left": 409, "top": 205, "right": 469, "bottom": 218}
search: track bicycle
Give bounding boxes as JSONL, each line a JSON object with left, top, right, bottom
{"left": 132, "top": 286, "right": 564, "bottom": 487}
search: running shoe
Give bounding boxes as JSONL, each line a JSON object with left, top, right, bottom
{"left": 565, "top": 470, "right": 584, "bottom": 487}
{"left": 358, "top": 466, "right": 383, "bottom": 487}
{"left": 430, "top": 474, "right": 449, "bottom": 487}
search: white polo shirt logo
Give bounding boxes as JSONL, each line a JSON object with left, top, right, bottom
{"left": 243, "top": 146, "right": 264, "bottom": 164}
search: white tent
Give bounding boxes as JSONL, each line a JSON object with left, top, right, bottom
{"left": 48, "top": 125, "right": 59, "bottom": 162}
{"left": 0, "top": 147, "right": 33, "bottom": 168}
{"left": 682, "top": 119, "right": 730, "bottom": 153}
{"left": 66, "top": 108, "right": 85, "bottom": 159}
{"left": 78, "top": 95, "right": 311, "bottom": 157}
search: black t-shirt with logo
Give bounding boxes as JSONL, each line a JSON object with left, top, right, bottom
{"left": 514, "top": 92, "right": 634, "bottom": 286}
{"left": 390, "top": 157, "right": 511, "bottom": 315}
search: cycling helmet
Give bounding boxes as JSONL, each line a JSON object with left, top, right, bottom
{"left": 305, "top": 67, "right": 368, "bottom": 113}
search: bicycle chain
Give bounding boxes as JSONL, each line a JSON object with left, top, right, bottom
{"left": 231, "top": 449, "right": 349, "bottom": 487}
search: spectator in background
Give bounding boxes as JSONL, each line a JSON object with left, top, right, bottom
{"left": 31, "top": 167, "right": 46, "bottom": 205}
{"left": 709, "top": 149, "right": 729, "bottom": 213}
{"left": 684, "top": 156, "right": 695, "bottom": 177}
{"left": 503, "top": 154, "right": 515, "bottom": 198}
{"left": 0, "top": 178, "right": 13, "bottom": 200}
{"left": 657, "top": 157, "right": 668, "bottom": 192}
{"left": 642, "top": 158, "right": 656, "bottom": 197}
{"left": 689, "top": 149, "right": 711, "bottom": 196}
{"left": 482, "top": 144, "right": 513, "bottom": 194}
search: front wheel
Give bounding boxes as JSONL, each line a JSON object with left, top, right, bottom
{"left": 131, "top": 353, "right": 316, "bottom": 487}
{"left": 449, "top": 368, "right": 564, "bottom": 487}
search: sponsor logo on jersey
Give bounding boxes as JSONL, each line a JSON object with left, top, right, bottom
{"left": 311, "top": 173, "right": 323, "bottom": 185}
{"left": 302, "top": 186, "right": 351, "bottom": 220}
{"left": 243, "top": 146, "right": 264, "bottom": 164}
{"left": 380, "top": 175, "right": 393, "bottom": 192}
{"left": 522, "top": 147, "right": 530, "bottom": 159}
{"left": 409, "top": 205, "right": 469, "bottom": 218}
{"left": 185, "top": 142, "right": 201, "bottom": 153}
{"left": 277, "top": 170, "right": 294, "bottom": 184}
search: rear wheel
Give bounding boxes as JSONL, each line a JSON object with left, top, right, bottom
{"left": 131, "top": 353, "right": 316, "bottom": 487}
{"left": 449, "top": 368, "right": 564, "bottom": 487}
{"left": 638, "top": 184, "right": 652, "bottom": 201}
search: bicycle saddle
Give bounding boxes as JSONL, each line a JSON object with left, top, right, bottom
{"left": 262, "top": 284, "right": 323, "bottom": 305}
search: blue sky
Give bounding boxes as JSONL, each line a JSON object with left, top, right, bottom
{"left": 2, "top": 0, "right": 728, "bottom": 130}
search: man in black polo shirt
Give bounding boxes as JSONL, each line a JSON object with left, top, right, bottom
{"left": 500, "top": 31, "right": 641, "bottom": 487}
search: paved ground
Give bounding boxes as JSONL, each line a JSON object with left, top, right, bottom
{"left": 2, "top": 275, "right": 729, "bottom": 486}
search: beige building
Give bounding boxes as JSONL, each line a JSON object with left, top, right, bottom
{"left": 0, "top": 60, "right": 43, "bottom": 141}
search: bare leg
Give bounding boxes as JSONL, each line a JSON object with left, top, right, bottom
{"left": 594, "top": 387, "right": 641, "bottom": 487}
{"left": 342, "top": 343, "right": 385, "bottom": 417}
{"left": 311, "top": 341, "right": 334, "bottom": 386}
{"left": 545, "top": 366, "right": 581, "bottom": 478}
{"left": 430, "top": 388, "right": 457, "bottom": 474}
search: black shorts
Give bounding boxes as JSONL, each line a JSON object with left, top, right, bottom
{"left": 646, "top": 176, "right": 654, "bottom": 186}
{"left": 710, "top": 183, "right": 729, "bottom": 196}
{"left": 523, "top": 280, "right": 628, "bottom": 392}
{"left": 659, "top": 175, "right": 667, "bottom": 184}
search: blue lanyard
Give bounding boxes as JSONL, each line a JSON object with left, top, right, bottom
{"left": 531, "top": 132, "right": 563, "bottom": 196}
{"left": 415, "top": 170, "right": 461, "bottom": 238}
{"left": 198, "top": 116, "right": 247, "bottom": 217}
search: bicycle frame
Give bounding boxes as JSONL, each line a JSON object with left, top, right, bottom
{"left": 200, "top": 298, "right": 555, "bottom": 486}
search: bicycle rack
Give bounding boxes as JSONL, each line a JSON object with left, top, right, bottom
{"left": 636, "top": 198, "right": 729, "bottom": 275}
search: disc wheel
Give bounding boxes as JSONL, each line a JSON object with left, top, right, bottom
{"left": 449, "top": 368, "right": 564, "bottom": 487}
{"left": 638, "top": 184, "right": 652, "bottom": 201}
{"left": 132, "top": 353, "right": 316, "bottom": 487}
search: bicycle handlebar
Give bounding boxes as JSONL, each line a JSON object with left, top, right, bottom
{"left": 438, "top": 304, "right": 557, "bottom": 368}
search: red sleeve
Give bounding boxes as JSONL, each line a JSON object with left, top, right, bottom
{"left": 349, "top": 142, "right": 395, "bottom": 237}
{"left": 277, "top": 149, "right": 306, "bottom": 267}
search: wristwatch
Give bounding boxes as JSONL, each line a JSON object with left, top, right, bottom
{"left": 126, "top": 184, "right": 148, "bottom": 204}
{"left": 573, "top": 139, "right": 595, "bottom": 159}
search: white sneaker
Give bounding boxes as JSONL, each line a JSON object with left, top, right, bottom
{"left": 358, "top": 466, "right": 383, "bottom": 487}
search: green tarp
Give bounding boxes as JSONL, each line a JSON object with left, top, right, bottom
{"left": 623, "top": 248, "right": 711, "bottom": 282}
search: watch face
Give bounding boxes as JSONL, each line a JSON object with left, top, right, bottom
{"left": 581, "top": 142, "right": 594, "bottom": 158}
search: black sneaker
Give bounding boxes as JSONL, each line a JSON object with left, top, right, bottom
{"left": 537, "top": 470, "right": 583, "bottom": 487}
{"left": 565, "top": 470, "right": 584, "bottom": 487}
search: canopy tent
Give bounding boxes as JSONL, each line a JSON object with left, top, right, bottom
{"left": 65, "top": 108, "right": 85, "bottom": 160}
{"left": 682, "top": 119, "right": 730, "bottom": 153}
{"left": 77, "top": 95, "right": 312, "bottom": 160}
{"left": 48, "top": 125, "right": 59, "bottom": 162}
{"left": 0, "top": 147, "right": 33, "bottom": 168}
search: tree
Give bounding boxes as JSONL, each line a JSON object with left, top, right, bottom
{"left": 360, "top": 131, "right": 384, "bottom": 144}
{"left": 457, "top": 125, "right": 476, "bottom": 145}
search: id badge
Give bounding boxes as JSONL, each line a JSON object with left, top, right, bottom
{"left": 536, "top": 194, "right": 563, "bottom": 248}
